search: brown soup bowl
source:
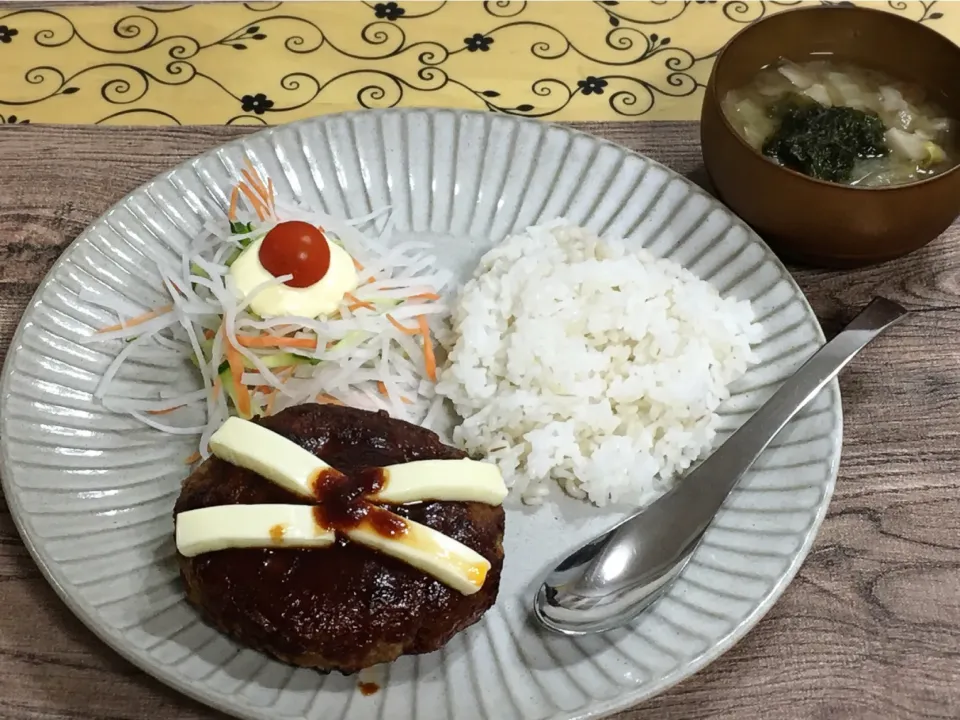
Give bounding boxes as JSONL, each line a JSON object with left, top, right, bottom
{"left": 700, "top": 5, "right": 960, "bottom": 268}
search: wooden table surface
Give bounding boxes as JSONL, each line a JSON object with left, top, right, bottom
{"left": 0, "top": 121, "right": 958, "bottom": 720}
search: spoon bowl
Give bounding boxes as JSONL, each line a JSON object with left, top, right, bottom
{"left": 534, "top": 298, "right": 908, "bottom": 636}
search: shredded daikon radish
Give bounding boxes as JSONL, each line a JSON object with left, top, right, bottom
{"left": 94, "top": 334, "right": 156, "bottom": 398}
{"left": 79, "top": 287, "right": 151, "bottom": 318}
{"left": 88, "top": 161, "right": 453, "bottom": 447}
{"left": 102, "top": 388, "right": 207, "bottom": 413}
{"left": 130, "top": 410, "right": 207, "bottom": 435}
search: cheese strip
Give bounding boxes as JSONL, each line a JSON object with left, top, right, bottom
{"left": 175, "top": 503, "right": 489, "bottom": 595}
{"left": 343, "top": 512, "right": 491, "bottom": 596}
{"left": 369, "top": 458, "right": 507, "bottom": 505}
{"left": 210, "top": 418, "right": 507, "bottom": 506}
{"left": 176, "top": 504, "right": 335, "bottom": 557}
{"left": 209, "top": 417, "right": 334, "bottom": 498}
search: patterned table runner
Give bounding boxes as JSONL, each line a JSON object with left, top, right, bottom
{"left": 0, "top": 0, "right": 957, "bottom": 126}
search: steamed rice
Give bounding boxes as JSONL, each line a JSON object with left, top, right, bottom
{"left": 435, "top": 220, "right": 760, "bottom": 506}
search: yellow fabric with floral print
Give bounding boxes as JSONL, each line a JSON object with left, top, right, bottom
{"left": 0, "top": 1, "right": 957, "bottom": 126}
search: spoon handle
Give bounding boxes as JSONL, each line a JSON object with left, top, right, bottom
{"left": 688, "top": 297, "right": 909, "bottom": 510}
{"left": 634, "top": 297, "right": 909, "bottom": 576}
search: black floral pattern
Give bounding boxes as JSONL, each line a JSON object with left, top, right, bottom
{"left": 373, "top": 2, "right": 406, "bottom": 21}
{"left": 464, "top": 33, "right": 494, "bottom": 52}
{"left": 0, "top": 2, "right": 949, "bottom": 124}
{"left": 0, "top": 114, "right": 29, "bottom": 124}
{"left": 220, "top": 24, "right": 268, "bottom": 50}
{"left": 577, "top": 76, "right": 608, "bottom": 95}
{"left": 241, "top": 93, "right": 274, "bottom": 114}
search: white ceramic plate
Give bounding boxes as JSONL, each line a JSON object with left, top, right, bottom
{"left": 0, "top": 109, "right": 840, "bottom": 720}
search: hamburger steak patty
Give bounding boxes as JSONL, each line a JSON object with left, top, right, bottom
{"left": 174, "top": 404, "right": 505, "bottom": 674}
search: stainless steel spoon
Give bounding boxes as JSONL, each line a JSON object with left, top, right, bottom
{"left": 534, "top": 297, "right": 908, "bottom": 636}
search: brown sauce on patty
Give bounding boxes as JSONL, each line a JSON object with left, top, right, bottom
{"left": 173, "top": 404, "right": 505, "bottom": 673}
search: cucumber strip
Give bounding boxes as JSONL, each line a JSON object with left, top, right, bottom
{"left": 253, "top": 352, "right": 312, "bottom": 369}
{"left": 190, "top": 262, "right": 208, "bottom": 280}
{"left": 218, "top": 368, "right": 243, "bottom": 418}
{"left": 219, "top": 367, "right": 268, "bottom": 419}
{"left": 327, "top": 330, "right": 369, "bottom": 353}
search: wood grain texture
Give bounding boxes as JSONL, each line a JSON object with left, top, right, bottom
{"left": 0, "top": 121, "right": 958, "bottom": 720}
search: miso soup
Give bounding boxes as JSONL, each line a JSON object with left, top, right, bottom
{"left": 722, "top": 58, "right": 957, "bottom": 187}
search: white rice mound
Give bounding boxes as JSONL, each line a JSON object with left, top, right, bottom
{"left": 435, "top": 219, "right": 761, "bottom": 507}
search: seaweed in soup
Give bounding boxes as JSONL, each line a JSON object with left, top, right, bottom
{"left": 762, "top": 101, "right": 888, "bottom": 182}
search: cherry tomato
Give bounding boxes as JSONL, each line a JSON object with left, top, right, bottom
{"left": 258, "top": 221, "right": 331, "bottom": 288}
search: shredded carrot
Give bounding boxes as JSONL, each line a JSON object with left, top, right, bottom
{"left": 418, "top": 314, "right": 437, "bottom": 382}
{"left": 265, "top": 389, "right": 278, "bottom": 415}
{"left": 377, "top": 382, "right": 411, "bottom": 404}
{"left": 184, "top": 451, "right": 202, "bottom": 464}
{"left": 146, "top": 405, "right": 183, "bottom": 416}
{"left": 234, "top": 334, "right": 317, "bottom": 349}
{"left": 244, "top": 160, "right": 275, "bottom": 214}
{"left": 228, "top": 186, "right": 239, "bottom": 221}
{"left": 225, "top": 340, "right": 252, "bottom": 417}
{"left": 386, "top": 314, "right": 419, "bottom": 335}
{"left": 344, "top": 292, "right": 375, "bottom": 311}
{"left": 244, "top": 158, "right": 269, "bottom": 191}
{"left": 203, "top": 329, "right": 215, "bottom": 340}
{"left": 366, "top": 275, "right": 376, "bottom": 284}
{"left": 97, "top": 304, "right": 173, "bottom": 334}
{"left": 353, "top": 257, "right": 364, "bottom": 271}
{"left": 237, "top": 182, "right": 268, "bottom": 221}
{"left": 316, "top": 393, "right": 344, "bottom": 405}
{"left": 241, "top": 169, "right": 271, "bottom": 206}
{"left": 410, "top": 292, "right": 440, "bottom": 301}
